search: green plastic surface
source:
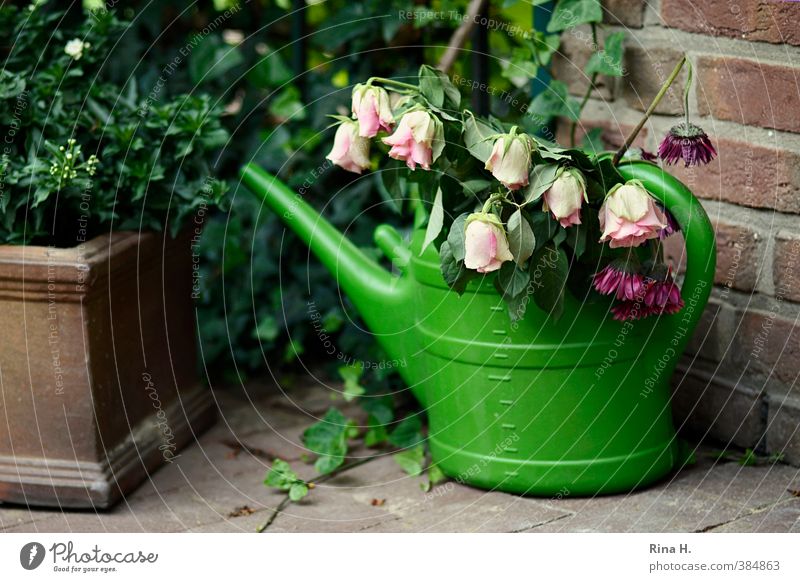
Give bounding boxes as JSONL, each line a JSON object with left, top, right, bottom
{"left": 240, "top": 160, "right": 716, "bottom": 495}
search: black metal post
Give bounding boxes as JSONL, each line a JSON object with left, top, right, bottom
{"left": 291, "top": 0, "right": 307, "bottom": 99}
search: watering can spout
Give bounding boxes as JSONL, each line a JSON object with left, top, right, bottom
{"left": 239, "top": 164, "right": 425, "bottom": 405}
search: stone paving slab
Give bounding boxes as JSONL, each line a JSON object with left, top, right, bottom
{"left": 2, "top": 381, "right": 799, "bottom": 533}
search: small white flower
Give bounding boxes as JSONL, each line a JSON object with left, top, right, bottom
{"left": 65, "top": 39, "right": 86, "bottom": 60}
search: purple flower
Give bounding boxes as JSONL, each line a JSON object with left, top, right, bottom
{"left": 644, "top": 276, "right": 684, "bottom": 315}
{"left": 611, "top": 300, "right": 646, "bottom": 322}
{"left": 593, "top": 261, "right": 646, "bottom": 301}
{"left": 658, "top": 205, "right": 680, "bottom": 239}
{"left": 658, "top": 122, "right": 717, "bottom": 167}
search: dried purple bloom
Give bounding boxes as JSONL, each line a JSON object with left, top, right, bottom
{"left": 593, "top": 260, "right": 646, "bottom": 301}
{"left": 611, "top": 300, "right": 646, "bottom": 322}
{"left": 658, "top": 122, "right": 717, "bottom": 167}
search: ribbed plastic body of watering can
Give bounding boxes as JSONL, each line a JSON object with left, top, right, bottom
{"left": 240, "top": 161, "right": 716, "bottom": 496}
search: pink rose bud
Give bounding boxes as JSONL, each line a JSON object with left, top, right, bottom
{"left": 542, "top": 167, "right": 586, "bottom": 227}
{"left": 485, "top": 133, "right": 534, "bottom": 190}
{"left": 382, "top": 110, "right": 443, "bottom": 171}
{"left": 599, "top": 180, "right": 668, "bottom": 248}
{"left": 351, "top": 83, "right": 394, "bottom": 138}
{"left": 326, "top": 119, "right": 371, "bottom": 174}
{"left": 463, "top": 213, "right": 514, "bottom": 274}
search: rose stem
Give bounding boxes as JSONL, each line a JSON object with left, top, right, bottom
{"left": 612, "top": 55, "right": 686, "bottom": 166}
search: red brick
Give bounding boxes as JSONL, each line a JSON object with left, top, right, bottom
{"left": 551, "top": 31, "right": 615, "bottom": 101}
{"left": 773, "top": 231, "right": 800, "bottom": 303}
{"left": 713, "top": 221, "right": 764, "bottom": 293}
{"left": 622, "top": 45, "right": 686, "bottom": 115}
{"left": 669, "top": 136, "right": 800, "bottom": 214}
{"left": 603, "top": 0, "right": 645, "bottom": 28}
{"left": 661, "top": 0, "right": 800, "bottom": 47}
{"left": 738, "top": 310, "right": 800, "bottom": 388}
{"left": 697, "top": 56, "right": 800, "bottom": 134}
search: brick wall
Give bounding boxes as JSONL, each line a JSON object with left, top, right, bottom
{"left": 558, "top": 0, "right": 800, "bottom": 463}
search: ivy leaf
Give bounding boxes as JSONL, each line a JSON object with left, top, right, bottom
{"left": 530, "top": 244, "right": 569, "bottom": 320}
{"left": 289, "top": 482, "right": 309, "bottom": 501}
{"left": 394, "top": 445, "right": 425, "bottom": 476}
{"left": 339, "top": 363, "right": 365, "bottom": 402}
{"left": 507, "top": 209, "right": 535, "bottom": 266}
{"left": 547, "top": 0, "right": 603, "bottom": 32}
{"left": 522, "top": 163, "right": 560, "bottom": 205}
{"left": 585, "top": 32, "right": 626, "bottom": 77}
{"left": 302, "top": 408, "right": 350, "bottom": 474}
{"left": 463, "top": 112, "right": 498, "bottom": 163}
{"left": 265, "top": 459, "right": 309, "bottom": 501}
{"left": 389, "top": 415, "right": 424, "bottom": 449}
{"left": 528, "top": 80, "right": 581, "bottom": 122}
{"left": 419, "top": 64, "right": 445, "bottom": 108}
{"left": 421, "top": 187, "right": 444, "bottom": 255}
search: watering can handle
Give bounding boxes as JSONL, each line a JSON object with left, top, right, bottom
{"left": 615, "top": 160, "right": 717, "bottom": 334}
{"left": 374, "top": 224, "right": 411, "bottom": 271}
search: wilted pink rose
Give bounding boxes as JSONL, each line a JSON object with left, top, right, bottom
{"left": 485, "top": 133, "right": 534, "bottom": 190}
{"left": 326, "top": 119, "right": 370, "bottom": 174}
{"left": 599, "top": 180, "right": 667, "bottom": 248}
{"left": 463, "top": 213, "right": 514, "bottom": 273}
{"left": 382, "top": 110, "right": 443, "bottom": 171}
{"left": 542, "top": 167, "right": 586, "bottom": 227}
{"left": 351, "top": 84, "right": 394, "bottom": 138}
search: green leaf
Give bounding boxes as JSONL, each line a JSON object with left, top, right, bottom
{"left": 421, "top": 187, "right": 444, "bottom": 255}
{"left": 495, "top": 262, "right": 531, "bottom": 300}
{"left": 547, "top": 0, "right": 603, "bottom": 32}
{"left": 507, "top": 209, "right": 535, "bottom": 266}
{"left": 190, "top": 35, "right": 244, "bottom": 84}
{"left": 264, "top": 458, "right": 301, "bottom": 489}
{"left": 270, "top": 86, "right": 306, "bottom": 121}
{"left": 339, "top": 363, "right": 365, "bottom": 402}
{"left": 394, "top": 445, "right": 425, "bottom": 476}
{"left": 462, "top": 112, "right": 497, "bottom": 163}
{"left": 446, "top": 213, "right": 469, "bottom": 262}
{"left": 565, "top": 223, "right": 588, "bottom": 258}
{"left": 0, "top": 71, "right": 26, "bottom": 99}
{"left": 419, "top": 65, "right": 444, "bottom": 108}
{"left": 289, "top": 482, "right": 309, "bottom": 501}
{"left": 522, "top": 164, "right": 560, "bottom": 205}
{"left": 461, "top": 179, "right": 492, "bottom": 197}
{"left": 428, "top": 463, "right": 447, "bottom": 485}
{"left": 528, "top": 80, "right": 581, "bottom": 122}
{"left": 585, "top": 32, "right": 626, "bottom": 77}
{"left": 530, "top": 244, "right": 569, "bottom": 320}
{"left": 253, "top": 315, "right": 279, "bottom": 341}
{"left": 302, "top": 408, "right": 350, "bottom": 474}
{"left": 389, "top": 415, "right": 424, "bottom": 449}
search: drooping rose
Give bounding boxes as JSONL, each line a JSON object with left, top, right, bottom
{"left": 485, "top": 133, "right": 534, "bottom": 190}
{"left": 542, "top": 167, "right": 586, "bottom": 227}
{"left": 351, "top": 84, "right": 394, "bottom": 138}
{"left": 382, "top": 110, "right": 443, "bottom": 171}
{"left": 463, "top": 213, "right": 514, "bottom": 274}
{"left": 599, "top": 180, "right": 667, "bottom": 248}
{"left": 326, "top": 119, "right": 371, "bottom": 174}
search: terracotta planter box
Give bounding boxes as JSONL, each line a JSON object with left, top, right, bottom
{"left": 0, "top": 231, "right": 215, "bottom": 508}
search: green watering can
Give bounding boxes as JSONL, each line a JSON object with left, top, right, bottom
{"left": 240, "top": 161, "right": 716, "bottom": 496}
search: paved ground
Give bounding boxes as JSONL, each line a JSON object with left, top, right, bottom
{"left": 2, "top": 377, "right": 799, "bottom": 533}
